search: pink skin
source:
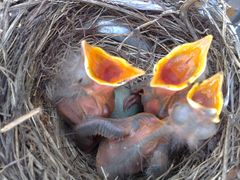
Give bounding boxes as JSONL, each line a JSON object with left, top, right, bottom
{"left": 55, "top": 51, "right": 126, "bottom": 152}
{"left": 124, "top": 86, "right": 189, "bottom": 119}
{"left": 96, "top": 113, "right": 170, "bottom": 179}
{"left": 55, "top": 44, "right": 145, "bottom": 152}
{"left": 77, "top": 102, "right": 218, "bottom": 179}
{"left": 57, "top": 82, "right": 115, "bottom": 125}
{"left": 55, "top": 49, "right": 131, "bottom": 152}
{"left": 56, "top": 81, "right": 123, "bottom": 152}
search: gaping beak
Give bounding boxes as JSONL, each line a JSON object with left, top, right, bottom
{"left": 81, "top": 40, "right": 145, "bottom": 86}
{"left": 150, "top": 35, "right": 213, "bottom": 91}
{"left": 187, "top": 72, "right": 224, "bottom": 123}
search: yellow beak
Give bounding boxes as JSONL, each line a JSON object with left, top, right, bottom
{"left": 187, "top": 72, "right": 224, "bottom": 123}
{"left": 81, "top": 40, "right": 145, "bottom": 87}
{"left": 150, "top": 35, "right": 213, "bottom": 91}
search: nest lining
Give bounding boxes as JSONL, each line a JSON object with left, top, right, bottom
{"left": 0, "top": 0, "right": 240, "bottom": 179}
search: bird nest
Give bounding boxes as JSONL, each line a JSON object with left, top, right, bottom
{"left": 0, "top": 0, "right": 240, "bottom": 179}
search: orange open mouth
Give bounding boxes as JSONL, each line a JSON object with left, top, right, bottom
{"left": 187, "top": 72, "right": 224, "bottom": 123}
{"left": 150, "top": 35, "right": 213, "bottom": 91}
{"left": 81, "top": 41, "right": 145, "bottom": 86}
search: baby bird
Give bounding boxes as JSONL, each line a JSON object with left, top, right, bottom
{"left": 55, "top": 40, "right": 145, "bottom": 152}
{"left": 125, "top": 35, "right": 213, "bottom": 118}
{"left": 76, "top": 72, "right": 223, "bottom": 179}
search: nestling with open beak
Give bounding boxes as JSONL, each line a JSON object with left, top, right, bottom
{"left": 124, "top": 35, "right": 213, "bottom": 118}
{"left": 55, "top": 40, "right": 145, "bottom": 152}
{"left": 75, "top": 72, "right": 223, "bottom": 179}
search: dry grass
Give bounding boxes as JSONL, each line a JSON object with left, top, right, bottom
{"left": 0, "top": 0, "right": 239, "bottom": 179}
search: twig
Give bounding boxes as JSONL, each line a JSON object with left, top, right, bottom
{"left": 79, "top": 0, "right": 148, "bottom": 21}
{"left": 220, "top": 0, "right": 227, "bottom": 40}
{"left": 0, "top": 154, "right": 29, "bottom": 174}
{"left": 222, "top": 116, "right": 231, "bottom": 180}
{"left": 0, "top": 107, "right": 42, "bottom": 133}
{"left": 101, "top": 166, "right": 109, "bottom": 180}
{"left": 117, "top": 10, "right": 178, "bottom": 51}
{"left": 180, "top": 0, "right": 198, "bottom": 40}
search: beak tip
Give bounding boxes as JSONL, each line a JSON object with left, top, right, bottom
{"left": 212, "top": 117, "right": 220, "bottom": 123}
{"left": 203, "top": 34, "right": 213, "bottom": 43}
{"left": 81, "top": 40, "right": 86, "bottom": 47}
{"left": 207, "top": 34, "right": 213, "bottom": 40}
{"left": 216, "top": 71, "right": 224, "bottom": 81}
{"left": 198, "top": 34, "right": 213, "bottom": 48}
{"left": 139, "top": 69, "right": 146, "bottom": 76}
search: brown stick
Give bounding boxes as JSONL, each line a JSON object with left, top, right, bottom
{"left": 0, "top": 107, "right": 42, "bottom": 133}
{"left": 180, "top": 0, "right": 199, "bottom": 40}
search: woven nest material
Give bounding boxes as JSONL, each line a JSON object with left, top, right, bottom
{"left": 0, "top": 0, "right": 240, "bottom": 179}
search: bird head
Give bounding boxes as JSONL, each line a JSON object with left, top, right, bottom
{"left": 168, "top": 72, "right": 223, "bottom": 148}
{"left": 186, "top": 72, "right": 223, "bottom": 123}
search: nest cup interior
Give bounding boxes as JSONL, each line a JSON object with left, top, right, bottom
{"left": 0, "top": 1, "right": 240, "bottom": 180}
